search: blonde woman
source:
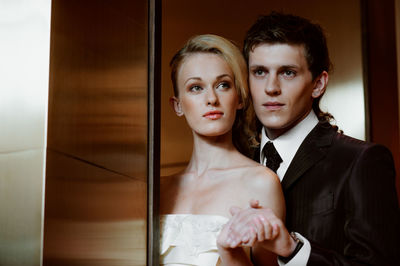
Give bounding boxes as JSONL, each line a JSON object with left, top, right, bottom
{"left": 160, "top": 34, "right": 285, "bottom": 265}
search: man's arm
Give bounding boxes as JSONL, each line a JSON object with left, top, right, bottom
{"left": 229, "top": 144, "right": 400, "bottom": 265}
{"left": 306, "top": 144, "right": 400, "bottom": 265}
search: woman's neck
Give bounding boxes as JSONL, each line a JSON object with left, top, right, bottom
{"left": 186, "top": 131, "right": 238, "bottom": 176}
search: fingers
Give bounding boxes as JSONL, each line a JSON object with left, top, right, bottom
{"left": 272, "top": 223, "right": 280, "bottom": 239}
{"left": 224, "top": 204, "right": 285, "bottom": 250}
{"left": 241, "top": 227, "right": 257, "bottom": 247}
{"left": 218, "top": 219, "right": 241, "bottom": 249}
{"left": 223, "top": 206, "right": 292, "bottom": 255}
{"left": 253, "top": 215, "right": 279, "bottom": 242}
{"left": 226, "top": 217, "right": 272, "bottom": 248}
{"left": 254, "top": 215, "right": 266, "bottom": 241}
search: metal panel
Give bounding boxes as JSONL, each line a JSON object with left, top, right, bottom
{"left": 161, "top": 0, "right": 366, "bottom": 175}
{"left": 0, "top": 0, "right": 52, "bottom": 265}
{"left": 147, "top": 0, "right": 161, "bottom": 264}
{"left": 43, "top": 0, "right": 148, "bottom": 265}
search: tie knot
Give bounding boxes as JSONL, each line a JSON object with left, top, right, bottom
{"left": 262, "top": 141, "right": 282, "bottom": 173}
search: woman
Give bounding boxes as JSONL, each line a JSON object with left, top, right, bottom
{"left": 160, "top": 34, "right": 285, "bottom": 265}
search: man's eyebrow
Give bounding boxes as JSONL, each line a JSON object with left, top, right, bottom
{"left": 280, "top": 64, "right": 299, "bottom": 69}
{"left": 249, "top": 64, "right": 300, "bottom": 69}
{"left": 249, "top": 64, "right": 267, "bottom": 69}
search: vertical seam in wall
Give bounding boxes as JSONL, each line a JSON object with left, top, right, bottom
{"left": 396, "top": 0, "right": 400, "bottom": 150}
{"left": 40, "top": 1, "right": 53, "bottom": 265}
{"left": 360, "top": 0, "right": 371, "bottom": 142}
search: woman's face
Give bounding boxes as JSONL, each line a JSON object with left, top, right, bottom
{"left": 173, "top": 53, "right": 242, "bottom": 137}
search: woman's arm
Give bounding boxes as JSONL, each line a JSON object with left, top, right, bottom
{"left": 222, "top": 168, "right": 291, "bottom": 265}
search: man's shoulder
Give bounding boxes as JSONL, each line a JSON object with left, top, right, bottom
{"left": 304, "top": 122, "right": 393, "bottom": 159}
{"left": 315, "top": 124, "right": 393, "bottom": 160}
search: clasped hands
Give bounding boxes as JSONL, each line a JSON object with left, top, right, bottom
{"left": 217, "top": 199, "right": 297, "bottom": 257}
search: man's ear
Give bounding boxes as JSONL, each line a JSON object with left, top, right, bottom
{"left": 169, "top": 96, "right": 183, "bottom": 116}
{"left": 312, "top": 71, "right": 329, "bottom": 98}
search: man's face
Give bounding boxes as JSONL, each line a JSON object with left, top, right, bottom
{"left": 249, "top": 43, "right": 325, "bottom": 139}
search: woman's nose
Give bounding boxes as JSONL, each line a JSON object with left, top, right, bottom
{"left": 206, "top": 88, "right": 219, "bottom": 106}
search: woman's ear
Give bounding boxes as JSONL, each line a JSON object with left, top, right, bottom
{"left": 312, "top": 71, "right": 329, "bottom": 98}
{"left": 169, "top": 96, "right": 183, "bottom": 116}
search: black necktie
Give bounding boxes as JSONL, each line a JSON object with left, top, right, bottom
{"left": 263, "top": 141, "right": 282, "bottom": 173}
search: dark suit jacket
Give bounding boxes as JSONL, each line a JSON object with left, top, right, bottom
{"left": 254, "top": 122, "right": 400, "bottom": 265}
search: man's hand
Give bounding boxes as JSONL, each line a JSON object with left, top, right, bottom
{"left": 227, "top": 199, "right": 298, "bottom": 257}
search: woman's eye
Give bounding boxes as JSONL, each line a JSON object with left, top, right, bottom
{"left": 217, "top": 82, "right": 230, "bottom": 90}
{"left": 189, "top": 85, "right": 202, "bottom": 92}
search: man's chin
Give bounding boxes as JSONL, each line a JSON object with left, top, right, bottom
{"left": 261, "top": 119, "right": 288, "bottom": 130}
{"left": 262, "top": 120, "right": 296, "bottom": 139}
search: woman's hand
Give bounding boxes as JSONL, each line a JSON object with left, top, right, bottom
{"left": 226, "top": 199, "right": 297, "bottom": 257}
{"left": 217, "top": 219, "right": 254, "bottom": 265}
{"left": 217, "top": 218, "right": 242, "bottom": 249}
{"left": 226, "top": 200, "right": 280, "bottom": 247}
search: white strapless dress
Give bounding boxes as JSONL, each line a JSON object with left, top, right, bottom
{"left": 160, "top": 214, "right": 232, "bottom": 266}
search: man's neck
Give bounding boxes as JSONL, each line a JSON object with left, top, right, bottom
{"left": 260, "top": 110, "right": 319, "bottom": 180}
{"left": 265, "top": 110, "right": 314, "bottom": 140}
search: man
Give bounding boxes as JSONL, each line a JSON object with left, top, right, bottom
{"left": 227, "top": 12, "right": 400, "bottom": 265}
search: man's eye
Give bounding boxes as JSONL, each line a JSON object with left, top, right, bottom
{"left": 253, "top": 69, "right": 266, "bottom": 77}
{"left": 283, "top": 70, "right": 296, "bottom": 77}
{"left": 189, "top": 85, "right": 202, "bottom": 92}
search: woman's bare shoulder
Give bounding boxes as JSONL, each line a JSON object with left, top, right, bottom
{"left": 240, "top": 163, "right": 279, "bottom": 184}
{"left": 235, "top": 164, "right": 285, "bottom": 217}
{"left": 230, "top": 154, "right": 280, "bottom": 188}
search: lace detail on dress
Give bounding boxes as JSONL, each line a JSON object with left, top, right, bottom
{"left": 160, "top": 214, "right": 229, "bottom": 266}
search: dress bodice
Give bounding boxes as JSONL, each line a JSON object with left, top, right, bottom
{"left": 160, "top": 214, "right": 229, "bottom": 266}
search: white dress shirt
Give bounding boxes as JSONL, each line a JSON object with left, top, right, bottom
{"left": 260, "top": 111, "right": 319, "bottom": 266}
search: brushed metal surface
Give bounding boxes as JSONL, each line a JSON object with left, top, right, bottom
{"left": 0, "top": 150, "right": 46, "bottom": 266}
{"left": 44, "top": 150, "right": 147, "bottom": 265}
{"left": 43, "top": 0, "right": 148, "bottom": 265}
{"left": 160, "top": 0, "right": 366, "bottom": 176}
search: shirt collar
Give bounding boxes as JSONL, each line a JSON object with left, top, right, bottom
{"left": 260, "top": 111, "right": 319, "bottom": 179}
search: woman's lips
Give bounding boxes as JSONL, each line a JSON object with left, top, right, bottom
{"left": 263, "top": 102, "right": 284, "bottom": 110}
{"left": 203, "top": 111, "right": 224, "bottom": 120}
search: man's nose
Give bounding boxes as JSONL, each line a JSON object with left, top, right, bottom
{"left": 265, "top": 75, "right": 281, "bottom": 95}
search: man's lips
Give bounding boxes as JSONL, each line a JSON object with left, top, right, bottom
{"left": 263, "top": 102, "right": 284, "bottom": 110}
{"left": 203, "top": 111, "right": 224, "bottom": 120}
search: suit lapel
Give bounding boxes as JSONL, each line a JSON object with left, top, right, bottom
{"left": 253, "top": 146, "right": 261, "bottom": 162}
{"left": 281, "top": 122, "right": 335, "bottom": 190}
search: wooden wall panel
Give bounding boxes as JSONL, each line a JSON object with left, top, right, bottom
{"left": 362, "top": 0, "right": 400, "bottom": 199}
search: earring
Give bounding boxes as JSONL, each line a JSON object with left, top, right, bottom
{"left": 176, "top": 104, "right": 183, "bottom": 116}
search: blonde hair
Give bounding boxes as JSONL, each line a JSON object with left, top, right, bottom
{"left": 170, "top": 34, "right": 256, "bottom": 156}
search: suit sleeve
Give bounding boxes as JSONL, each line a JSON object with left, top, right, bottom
{"left": 307, "top": 144, "right": 400, "bottom": 265}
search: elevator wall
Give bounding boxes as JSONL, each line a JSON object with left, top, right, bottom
{"left": 43, "top": 1, "right": 148, "bottom": 265}
{"left": 0, "top": 1, "right": 51, "bottom": 265}
{"left": 160, "top": 0, "right": 365, "bottom": 175}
